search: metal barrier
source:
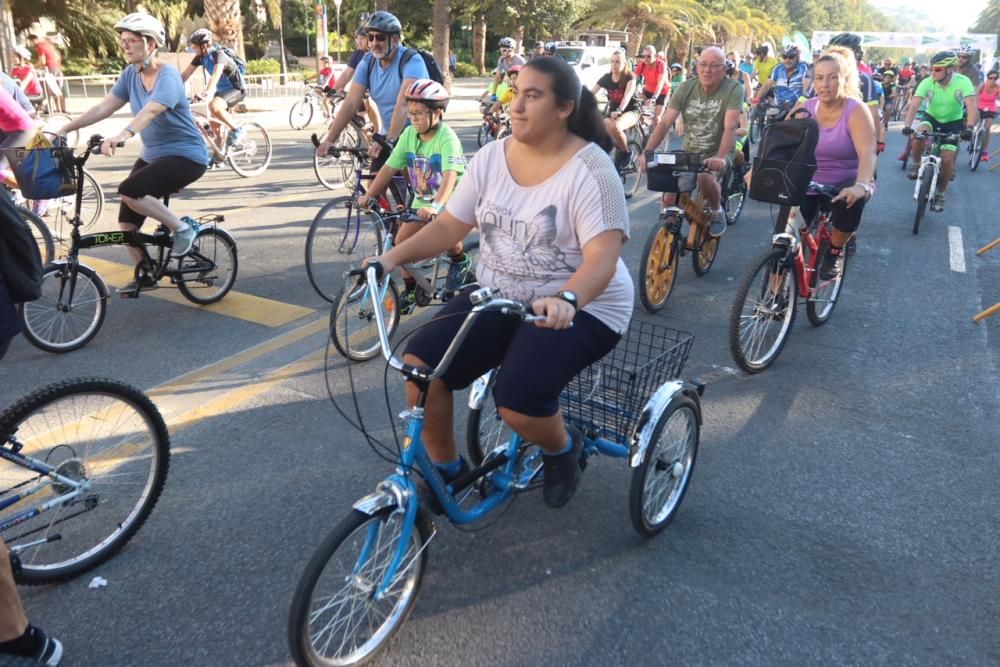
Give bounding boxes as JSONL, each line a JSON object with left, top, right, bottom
{"left": 61, "top": 72, "right": 309, "bottom": 100}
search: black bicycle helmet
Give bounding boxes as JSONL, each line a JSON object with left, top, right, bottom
{"left": 828, "top": 32, "right": 863, "bottom": 59}
{"left": 366, "top": 11, "right": 401, "bottom": 35}
{"left": 189, "top": 28, "right": 213, "bottom": 46}
{"left": 930, "top": 51, "right": 958, "bottom": 68}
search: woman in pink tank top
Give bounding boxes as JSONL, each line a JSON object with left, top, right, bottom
{"left": 789, "top": 48, "right": 876, "bottom": 280}
{"left": 976, "top": 70, "right": 999, "bottom": 160}
{"left": 0, "top": 87, "right": 39, "bottom": 191}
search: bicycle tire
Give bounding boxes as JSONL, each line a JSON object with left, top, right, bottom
{"left": 723, "top": 169, "right": 747, "bottom": 225}
{"left": 19, "top": 206, "right": 53, "bottom": 267}
{"left": 313, "top": 125, "right": 361, "bottom": 191}
{"left": 495, "top": 125, "right": 510, "bottom": 141}
{"left": 639, "top": 216, "right": 680, "bottom": 313}
{"left": 305, "top": 197, "right": 385, "bottom": 303}
{"left": 47, "top": 169, "right": 105, "bottom": 256}
{"left": 901, "top": 139, "right": 910, "bottom": 171}
{"left": 622, "top": 140, "right": 643, "bottom": 200}
{"left": 40, "top": 113, "right": 78, "bottom": 148}
{"left": 806, "top": 238, "right": 849, "bottom": 326}
{"left": 19, "top": 262, "right": 108, "bottom": 353}
{"left": 477, "top": 121, "right": 493, "bottom": 147}
{"left": 969, "top": 128, "right": 984, "bottom": 171}
{"left": 749, "top": 107, "right": 763, "bottom": 144}
{"left": 628, "top": 394, "right": 699, "bottom": 537}
{"left": 288, "top": 508, "right": 430, "bottom": 667}
{"left": 0, "top": 378, "right": 169, "bottom": 584}
{"left": 176, "top": 227, "right": 239, "bottom": 305}
{"left": 289, "top": 97, "right": 314, "bottom": 130}
{"left": 330, "top": 276, "right": 401, "bottom": 362}
{"left": 227, "top": 122, "right": 272, "bottom": 177}
{"left": 729, "top": 247, "right": 797, "bottom": 373}
{"left": 691, "top": 225, "right": 720, "bottom": 277}
{"left": 913, "top": 166, "right": 933, "bottom": 235}
{"left": 466, "top": 371, "right": 514, "bottom": 466}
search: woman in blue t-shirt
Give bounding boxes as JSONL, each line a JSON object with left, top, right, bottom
{"left": 58, "top": 12, "right": 208, "bottom": 280}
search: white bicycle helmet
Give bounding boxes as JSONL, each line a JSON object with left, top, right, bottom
{"left": 499, "top": 37, "right": 516, "bottom": 49}
{"left": 406, "top": 79, "right": 449, "bottom": 110}
{"left": 957, "top": 44, "right": 975, "bottom": 56}
{"left": 115, "top": 12, "right": 166, "bottom": 48}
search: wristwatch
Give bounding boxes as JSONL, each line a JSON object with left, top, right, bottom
{"left": 556, "top": 290, "right": 578, "bottom": 310}
{"left": 854, "top": 181, "right": 873, "bottom": 198}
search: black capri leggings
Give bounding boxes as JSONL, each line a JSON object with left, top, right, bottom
{"left": 118, "top": 156, "right": 207, "bottom": 227}
{"left": 404, "top": 288, "right": 622, "bottom": 418}
{"left": 799, "top": 190, "right": 867, "bottom": 235}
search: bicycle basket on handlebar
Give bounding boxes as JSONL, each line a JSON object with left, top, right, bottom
{"left": 2, "top": 144, "right": 76, "bottom": 200}
{"left": 645, "top": 151, "right": 704, "bottom": 192}
{"left": 559, "top": 321, "right": 693, "bottom": 444}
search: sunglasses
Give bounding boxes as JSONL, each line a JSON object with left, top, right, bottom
{"left": 120, "top": 37, "right": 142, "bottom": 48}
{"left": 783, "top": 55, "right": 797, "bottom": 60}
{"left": 990, "top": 76, "right": 999, "bottom": 80}
{"left": 931, "top": 67, "right": 947, "bottom": 72}
{"left": 367, "top": 32, "right": 388, "bottom": 42}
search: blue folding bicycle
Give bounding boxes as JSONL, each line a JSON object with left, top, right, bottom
{"left": 288, "top": 263, "right": 704, "bottom": 666}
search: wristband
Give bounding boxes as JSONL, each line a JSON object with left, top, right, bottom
{"left": 125, "top": 126, "right": 137, "bottom": 137}
{"left": 429, "top": 202, "right": 444, "bottom": 214}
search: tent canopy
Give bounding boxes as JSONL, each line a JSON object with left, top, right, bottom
{"left": 812, "top": 31, "right": 997, "bottom": 62}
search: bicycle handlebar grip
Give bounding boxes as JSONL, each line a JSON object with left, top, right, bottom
{"left": 311, "top": 133, "right": 320, "bottom": 147}
{"left": 961, "top": 129, "right": 973, "bottom": 141}
{"left": 901, "top": 126, "right": 914, "bottom": 135}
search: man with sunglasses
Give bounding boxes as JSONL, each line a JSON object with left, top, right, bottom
{"left": 903, "top": 51, "right": 977, "bottom": 212}
{"left": 317, "top": 11, "right": 428, "bottom": 168}
{"left": 635, "top": 45, "right": 669, "bottom": 132}
{"left": 957, "top": 46, "right": 981, "bottom": 87}
{"left": 753, "top": 45, "right": 810, "bottom": 111}
{"left": 481, "top": 37, "right": 524, "bottom": 103}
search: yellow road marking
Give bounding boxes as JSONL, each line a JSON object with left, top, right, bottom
{"left": 217, "top": 191, "right": 330, "bottom": 216}
{"left": 147, "top": 316, "right": 328, "bottom": 398}
{"left": 83, "top": 256, "right": 314, "bottom": 327}
{"left": 166, "top": 347, "right": 326, "bottom": 434}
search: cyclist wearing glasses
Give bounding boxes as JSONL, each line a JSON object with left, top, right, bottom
{"left": 57, "top": 12, "right": 207, "bottom": 266}
{"left": 329, "top": 27, "right": 381, "bottom": 133}
{"left": 182, "top": 29, "right": 246, "bottom": 152}
{"left": 977, "top": 70, "right": 1000, "bottom": 160}
{"left": 481, "top": 37, "right": 525, "bottom": 102}
{"left": 903, "top": 51, "right": 978, "bottom": 212}
{"left": 317, "top": 11, "right": 428, "bottom": 168}
{"left": 754, "top": 45, "right": 810, "bottom": 109}
{"left": 643, "top": 46, "right": 744, "bottom": 238}
{"left": 368, "top": 57, "right": 632, "bottom": 509}
{"left": 635, "top": 45, "right": 670, "bottom": 131}
{"left": 957, "top": 45, "right": 981, "bottom": 87}
{"left": 356, "top": 79, "right": 470, "bottom": 306}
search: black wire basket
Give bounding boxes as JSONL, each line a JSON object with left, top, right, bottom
{"left": 560, "top": 321, "right": 694, "bottom": 444}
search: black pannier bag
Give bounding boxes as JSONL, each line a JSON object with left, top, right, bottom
{"left": 749, "top": 108, "right": 820, "bottom": 205}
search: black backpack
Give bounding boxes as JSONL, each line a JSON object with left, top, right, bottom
{"left": 215, "top": 46, "right": 247, "bottom": 91}
{"left": 0, "top": 191, "right": 43, "bottom": 303}
{"left": 749, "top": 108, "right": 820, "bottom": 205}
{"left": 368, "top": 47, "right": 445, "bottom": 85}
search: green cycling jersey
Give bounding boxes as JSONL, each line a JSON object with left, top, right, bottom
{"left": 914, "top": 73, "right": 975, "bottom": 123}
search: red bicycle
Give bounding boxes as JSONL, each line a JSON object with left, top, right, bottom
{"left": 728, "top": 183, "right": 849, "bottom": 373}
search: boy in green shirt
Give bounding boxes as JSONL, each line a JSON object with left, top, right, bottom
{"left": 358, "top": 79, "right": 470, "bottom": 306}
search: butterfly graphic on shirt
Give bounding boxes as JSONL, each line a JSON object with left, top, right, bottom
{"left": 480, "top": 204, "right": 574, "bottom": 300}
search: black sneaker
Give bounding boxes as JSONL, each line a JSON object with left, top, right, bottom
{"left": 819, "top": 245, "right": 844, "bottom": 281}
{"left": 418, "top": 457, "right": 471, "bottom": 515}
{"left": 541, "top": 426, "right": 584, "bottom": 508}
{"left": 30, "top": 627, "right": 62, "bottom": 666}
{"left": 613, "top": 148, "right": 631, "bottom": 172}
{"left": 907, "top": 165, "right": 919, "bottom": 180}
{"left": 117, "top": 281, "right": 141, "bottom": 298}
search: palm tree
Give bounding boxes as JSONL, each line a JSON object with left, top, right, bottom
{"left": 432, "top": 0, "right": 453, "bottom": 86}
{"left": 972, "top": 0, "right": 1000, "bottom": 32}
{"left": 577, "top": 0, "right": 713, "bottom": 55}
{"left": 204, "top": 0, "right": 244, "bottom": 55}
{"left": 261, "top": 0, "right": 286, "bottom": 80}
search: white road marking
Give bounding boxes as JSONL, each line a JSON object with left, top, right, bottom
{"left": 949, "top": 226, "right": 966, "bottom": 273}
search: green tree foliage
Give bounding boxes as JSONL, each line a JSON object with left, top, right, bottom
{"left": 972, "top": 0, "right": 1000, "bottom": 33}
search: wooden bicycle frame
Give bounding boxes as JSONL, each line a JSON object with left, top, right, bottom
{"left": 974, "top": 235, "right": 1000, "bottom": 322}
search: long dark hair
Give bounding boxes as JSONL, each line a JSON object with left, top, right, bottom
{"left": 522, "top": 56, "right": 613, "bottom": 152}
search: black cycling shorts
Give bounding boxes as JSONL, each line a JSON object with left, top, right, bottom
{"left": 917, "top": 116, "right": 964, "bottom": 137}
{"left": 118, "top": 157, "right": 207, "bottom": 227}
{"left": 980, "top": 109, "right": 996, "bottom": 119}
{"left": 404, "top": 287, "right": 621, "bottom": 418}
{"left": 214, "top": 88, "right": 245, "bottom": 106}
{"left": 642, "top": 90, "right": 667, "bottom": 106}
{"left": 799, "top": 187, "right": 867, "bottom": 235}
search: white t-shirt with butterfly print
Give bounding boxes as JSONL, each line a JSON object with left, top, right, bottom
{"left": 446, "top": 139, "right": 634, "bottom": 334}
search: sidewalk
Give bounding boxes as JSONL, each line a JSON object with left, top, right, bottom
{"left": 61, "top": 77, "right": 494, "bottom": 139}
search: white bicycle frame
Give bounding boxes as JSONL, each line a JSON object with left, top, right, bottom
{"left": 914, "top": 154, "right": 942, "bottom": 200}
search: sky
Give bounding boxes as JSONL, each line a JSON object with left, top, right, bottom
{"left": 871, "top": 0, "right": 990, "bottom": 34}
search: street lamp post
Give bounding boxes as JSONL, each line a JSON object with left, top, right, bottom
{"left": 333, "top": 0, "right": 342, "bottom": 62}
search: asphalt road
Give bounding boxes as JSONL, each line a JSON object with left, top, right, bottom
{"left": 1, "top": 115, "right": 999, "bottom": 666}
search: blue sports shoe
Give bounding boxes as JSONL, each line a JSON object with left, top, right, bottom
{"left": 444, "top": 253, "right": 471, "bottom": 292}
{"left": 227, "top": 126, "right": 245, "bottom": 147}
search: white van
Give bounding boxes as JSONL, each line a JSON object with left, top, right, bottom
{"left": 554, "top": 42, "right": 621, "bottom": 90}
